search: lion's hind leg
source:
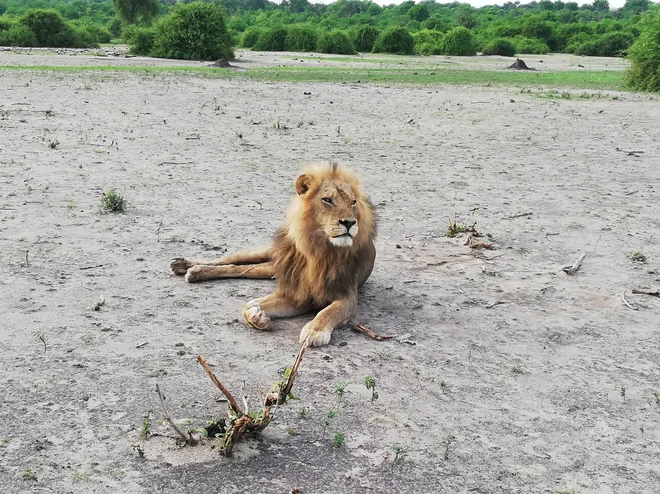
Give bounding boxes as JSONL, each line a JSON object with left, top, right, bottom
{"left": 243, "top": 292, "right": 310, "bottom": 330}
{"left": 170, "top": 247, "right": 272, "bottom": 275}
{"left": 184, "top": 262, "right": 275, "bottom": 283}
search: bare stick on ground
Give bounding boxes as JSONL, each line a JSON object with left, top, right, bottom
{"left": 155, "top": 384, "right": 198, "bottom": 446}
{"left": 621, "top": 290, "right": 639, "bottom": 311}
{"left": 350, "top": 323, "right": 394, "bottom": 341}
{"left": 196, "top": 343, "right": 308, "bottom": 456}
{"left": 632, "top": 289, "right": 660, "bottom": 297}
{"left": 562, "top": 252, "right": 587, "bottom": 275}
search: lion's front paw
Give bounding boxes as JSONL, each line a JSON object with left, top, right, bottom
{"left": 243, "top": 300, "right": 271, "bottom": 330}
{"left": 184, "top": 265, "right": 204, "bottom": 283}
{"left": 299, "top": 320, "right": 332, "bottom": 347}
{"left": 170, "top": 258, "right": 193, "bottom": 275}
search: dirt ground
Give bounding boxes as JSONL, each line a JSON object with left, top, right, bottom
{"left": 1, "top": 50, "right": 659, "bottom": 494}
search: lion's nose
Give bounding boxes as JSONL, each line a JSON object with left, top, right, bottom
{"left": 339, "top": 219, "right": 356, "bottom": 230}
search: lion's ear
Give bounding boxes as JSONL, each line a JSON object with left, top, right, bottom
{"left": 295, "top": 174, "right": 314, "bottom": 195}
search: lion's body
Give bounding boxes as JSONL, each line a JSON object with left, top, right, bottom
{"left": 170, "top": 163, "right": 376, "bottom": 347}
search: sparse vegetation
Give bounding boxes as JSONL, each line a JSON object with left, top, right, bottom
{"left": 100, "top": 188, "right": 126, "bottom": 213}
{"left": 331, "top": 431, "right": 345, "bottom": 448}
{"left": 364, "top": 375, "right": 378, "bottom": 402}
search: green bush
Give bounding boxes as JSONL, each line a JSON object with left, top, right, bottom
{"left": 439, "top": 27, "right": 476, "bottom": 56}
{"left": 123, "top": 25, "right": 155, "bottom": 55}
{"left": 19, "top": 9, "right": 94, "bottom": 48}
{"left": 150, "top": 2, "right": 233, "bottom": 61}
{"left": 317, "top": 29, "right": 355, "bottom": 55}
{"left": 481, "top": 38, "right": 516, "bottom": 56}
{"left": 514, "top": 37, "right": 550, "bottom": 54}
{"left": 626, "top": 9, "right": 660, "bottom": 91}
{"left": 240, "top": 26, "right": 264, "bottom": 48}
{"left": 353, "top": 25, "right": 379, "bottom": 52}
{"left": 253, "top": 26, "right": 288, "bottom": 51}
{"left": 107, "top": 17, "right": 122, "bottom": 38}
{"left": 72, "top": 20, "right": 112, "bottom": 44}
{"left": 372, "top": 27, "right": 414, "bottom": 55}
{"left": 285, "top": 24, "right": 318, "bottom": 52}
{"left": 412, "top": 29, "right": 443, "bottom": 55}
{"left": 575, "top": 31, "right": 634, "bottom": 57}
{"left": 0, "top": 22, "right": 37, "bottom": 47}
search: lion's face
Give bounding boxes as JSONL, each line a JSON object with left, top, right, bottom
{"left": 295, "top": 174, "right": 359, "bottom": 248}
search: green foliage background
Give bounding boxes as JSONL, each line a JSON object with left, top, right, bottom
{"left": 0, "top": 0, "right": 659, "bottom": 90}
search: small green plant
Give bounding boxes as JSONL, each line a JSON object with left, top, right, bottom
{"left": 141, "top": 408, "right": 153, "bottom": 439}
{"left": 331, "top": 380, "right": 350, "bottom": 402}
{"left": 628, "top": 250, "right": 647, "bottom": 263}
{"left": 22, "top": 469, "right": 37, "bottom": 481}
{"left": 446, "top": 216, "right": 466, "bottom": 237}
{"left": 320, "top": 410, "right": 337, "bottom": 437}
{"left": 100, "top": 188, "right": 126, "bottom": 213}
{"left": 390, "top": 443, "right": 411, "bottom": 468}
{"left": 286, "top": 428, "right": 298, "bottom": 435}
{"left": 653, "top": 389, "right": 660, "bottom": 406}
{"left": 48, "top": 139, "right": 59, "bottom": 149}
{"left": 130, "top": 442, "right": 145, "bottom": 458}
{"left": 298, "top": 407, "right": 307, "bottom": 417}
{"left": 364, "top": 375, "right": 378, "bottom": 402}
{"left": 331, "top": 431, "right": 345, "bottom": 448}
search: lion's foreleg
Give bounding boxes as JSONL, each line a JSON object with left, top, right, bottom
{"left": 299, "top": 293, "right": 358, "bottom": 347}
{"left": 243, "top": 292, "right": 311, "bottom": 330}
{"left": 184, "top": 262, "right": 275, "bottom": 283}
{"left": 170, "top": 246, "right": 272, "bottom": 275}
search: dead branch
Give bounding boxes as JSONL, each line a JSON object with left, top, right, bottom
{"left": 196, "top": 348, "right": 308, "bottom": 456}
{"left": 196, "top": 356, "right": 243, "bottom": 416}
{"left": 350, "top": 323, "right": 394, "bottom": 341}
{"left": 632, "top": 289, "right": 660, "bottom": 297}
{"left": 155, "top": 384, "right": 197, "bottom": 446}
{"left": 562, "top": 252, "right": 586, "bottom": 275}
{"left": 621, "top": 290, "right": 638, "bottom": 311}
{"left": 504, "top": 212, "right": 533, "bottom": 219}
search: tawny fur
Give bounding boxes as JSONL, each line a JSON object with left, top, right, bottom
{"left": 170, "top": 163, "right": 376, "bottom": 347}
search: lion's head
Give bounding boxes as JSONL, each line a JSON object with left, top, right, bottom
{"left": 286, "top": 163, "right": 375, "bottom": 254}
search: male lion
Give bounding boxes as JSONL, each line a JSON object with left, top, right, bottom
{"left": 170, "top": 163, "right": 376, "bottom": 347}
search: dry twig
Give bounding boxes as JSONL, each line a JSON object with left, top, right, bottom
{"left": 632, "top": 289, "right": 660, "bottom": 297}
{"left": 350, "top": 323, "right": 394, "bottom": 341}
{"left": 155, "top": 384, "right": 197, "bottom": 445}
{"left": 620, "top": 290, "right": 638, "bottom": 311}
{"left": 562, "top": 252, "right": 586, "bottom": 275}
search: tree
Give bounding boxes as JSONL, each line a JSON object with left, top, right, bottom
{"left": 456, "top": 6, "right": 476, "bottom": 29}
{"left": 592, "top": 0, "right": 609, "bottom": 12}
{"left": 112, "top": 0, "right": 158, "bottom": 25}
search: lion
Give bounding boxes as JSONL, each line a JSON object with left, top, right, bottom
{"left": 170, "top": 163, "right": 376, "bottom": 347}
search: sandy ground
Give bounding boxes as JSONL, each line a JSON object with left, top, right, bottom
{"left": 0, "top": 50, "right": 659, "bottom": 494}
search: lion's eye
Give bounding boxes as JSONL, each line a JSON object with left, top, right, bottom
{"left": 351, "top": 200, "right": 357, "bottom": 207}
{"left": 322, "top": 197, "right": 333, "bottom": 205}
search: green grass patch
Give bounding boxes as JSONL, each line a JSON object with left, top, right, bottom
{"left": 0, "top": 64, "right": 624, "bottom": 90}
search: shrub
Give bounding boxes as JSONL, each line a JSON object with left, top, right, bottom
{"left": 412, "top": 29, "right": 443, "bottom": 55}
{"left": 317, "top": 29, "right": 355, "bottom": 55}
{"left": 481, "top": 38, "right": 516, "bottom": 56}
{"left": 72, "top": 20, "right": 112, "bottom": 44}
{"left": 353, "top": 25, "right": 379, "bottom": 52}
{"left": 285, "top": 25, "right": 318, "bottom": 52}
{"left": 514, "top": 37, "right": 550, "bottom": 54}
{"left": 253, "top": 27, "right": 288, "bottom": 51}
{"left": 626, "top": 8, "right": 660, "bottom": 91}
{"left": 0, "top": 22, "right": 37, "bottom": 47}
{"left": 124, "top": 25, "right": 155, "bottom": 55}
{"left": 372, "top": 27, "right": 414, "bottom": 55}
{"left": 150, "top": 2, "right": 233, "bottom": 61}
{"left": 19, "top": 9, "right": 93, "bottom": 48}
{"left": 240, "top": 26, "right": 264, "bottom": 48}
{"left": 575, "top": 31, "right": 634, "bottom": 57}
{"left": 439, "top": 26, "right": 476, "bottom": 56}
{"left": 107, "top": 17, "right": 122, "bottom": 38}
